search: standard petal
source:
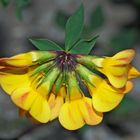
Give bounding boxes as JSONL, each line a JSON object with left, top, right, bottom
{"left": 59, "top": 100, "right": 85, "bottom": 130}
{"left": 78, "top": 97, "right": 103, "bottom": 125}
{"left": 29, "top": 95, "right": 51, "bottom": 123}
{"left": 113, "top": 49, "right": 135, "bottom": 64}
{"left": 100, "top": 49, "right": 135, "bottom": 88}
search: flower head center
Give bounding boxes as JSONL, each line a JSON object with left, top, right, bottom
{"left": 55, "top": 51, "right": 76, "bottom": 71}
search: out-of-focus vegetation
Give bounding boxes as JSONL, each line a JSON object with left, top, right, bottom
{"left": 0, "top": 0, "right": 140, "bottom": 140}
{"left": 0, "top": 0, "right": 30, "bottom": 19}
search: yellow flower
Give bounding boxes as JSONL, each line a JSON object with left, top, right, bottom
{"left": 77, "top": 49, "right": 136, "bottom": 88}
{"left": 59, "top": 72, "right": 103, "bottom": 130}
{"left": 76, "top": 64, "right": 133, "bottom": 112}
{"left": 0, "top": 49, "right": 139, "bottom": 130}
{"left": 99, "top": 49, "right": 135, "bottom": 88}
{"left": 0, "top": 52, "right": 60, "bottom": 123}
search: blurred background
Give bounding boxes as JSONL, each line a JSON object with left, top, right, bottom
{"left": 0, "top": 0, "right": 140, "bottom": 140}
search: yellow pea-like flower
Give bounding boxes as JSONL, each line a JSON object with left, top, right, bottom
{"left": 0, "top": 49, "right": 139, "bottom": 130}
{"left": 100, "top": 49, "right": 135, "bottom": 88}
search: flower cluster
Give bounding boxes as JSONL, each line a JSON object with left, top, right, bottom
{"left": 0, "top": 49, "right": 139, "bottom": 130}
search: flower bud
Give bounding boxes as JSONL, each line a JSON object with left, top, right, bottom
{"left": 76, "top": 55, "right": 104, "bottom": 68}
{"left": 0, "top": 51, "right": 56, "bottom": 68}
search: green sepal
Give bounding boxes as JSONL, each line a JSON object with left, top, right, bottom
{"left": 37, "top": 67, "right": 60, "bottom": 94}
{"left": 55, "top": 73, "right": 64, "bottom": 94}
{"left": 76, "top": 55, "right": 103, "bottom": 69}
{"left": 65, "top": 4, "right": 84, "bottom": 51}
{"left": 76, "top": 64, "right": 95, "bottom": 85}
{"left": 30, "top": 51, "right": 56, "bottom": 65}
{"left": 31, "top": 61, "right": 54, "bottom": 77}
{"left": 30, "top": 38, "right": 64, "bottom": 51}
{"left": 66, "top": 72, "right": 83, "bottom": 100}
{"left": 69, "top": 35, "right": 98, "bottom": 54}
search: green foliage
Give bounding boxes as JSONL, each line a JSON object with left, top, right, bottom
{"left": 15, "top": 0, "right": 30, "bottom": 20}
{"left": 31, "top": 4, "right": 100, "bottom": 55}
{"left": 30, "top": 39, "right": 64, "bottom": 51}
{"left": 90, "top": 5, "right": 105, "bottom": 31}
{"left": 65, "top": 4, "right": 84, "bottom": 51}
{"left": 69, "top": 36, "right": 98, "bottom": 54}
{"left": 55, "top": 10, "right": 69, "bottom": 29}
{"left": 0, "top": 0, "right": 10, "bottom": 7}
{"left": 0, "top": 0, "right": 30, "bottom": 19}
{"left": 110, "top": 29, "right": 138, "bottom": 51}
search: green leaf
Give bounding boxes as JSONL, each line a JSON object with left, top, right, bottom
{"left": 90, "top": 5, "right": 105, "bottom": 31}
{"left": 15, "top": 0, "right": 30, "bottom": 20}
{"left": 55, "top": 10, "right": 69, "bottom": 29}
{"left": 110, "top": 29, "right": 138, "bottom": 52}
{"left": 69, "top": 36, "right": 98, "bottom": 54}
{"left": 65, "top": 4, "right": 84, "bottom": 51}
{"left": 0, "top": 0, "right": 10, "bottom": 7}
{"left": 30, "top": 38, "right": 64, "bottom": 51}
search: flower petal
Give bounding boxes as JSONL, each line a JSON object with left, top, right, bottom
{"left": 0, "top": 53, "right": 32, "bottom": 67}
{"left": 78, "top": 97, "right": 103, "bottom": 125}
{"left": 113, "top": 49, "right": 135, "bottom": 64}
{"left": 0, "top": 73, "right": 30, "bottom": 95}
{"left": 101, "top": 50, "right": 135, "bottom": 88}
{"left": 59, "top": 100, "right": 85, "bottom": 130}
{"left": 128, "top": 66, "right": 140, "bottom": 79}
{"left": 48, "top": 93, "right": 64, "bottom": 120}
{"left": 11, "top": 87, "right": 37, "bottom": 111}
{"left": 90, "top": 80, "right": 127, "bottom": 112}
{"left": 29, "top": 94, "right": 51, "bottom": 123}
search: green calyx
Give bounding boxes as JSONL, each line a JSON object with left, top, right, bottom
{"left": 76, "top": 64, "right": 94, "bottom": 85}
{"left": 30, "top": 51, "right": 57, "bottom": 65}
{"left": 76, "top": 55, "right": 104, "bottom": 69}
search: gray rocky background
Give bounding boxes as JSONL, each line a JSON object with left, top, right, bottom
{"left": 0, "top": 0, "right": 140, "bottom": 140}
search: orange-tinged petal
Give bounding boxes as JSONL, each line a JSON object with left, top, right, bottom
{"left": 29, "top": 94, "right": 51, "bottom": 123}
{"left": 0, "top": 73, "right": 30, "bottom": 95}
{"left": 113, "top": 49, "right": 135, "bottom": 64}
{"left": 59, "top": 100, "right": 85, "bottom": 130}
{"left": 78, "top": 97, "right": 103, "bottom": 125}
{"left": 11, "top": 87, "right": 37, "bottom": 111}
{"left": 101, "top": 49, "right": 135, "bottom": 88}
{"left": 48, "top": 93, "right": 64, "bottom": 120}
{"left": 122, "top": 81, "right": 133, "bottom": 94}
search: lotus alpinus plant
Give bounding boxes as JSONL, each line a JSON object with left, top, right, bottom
{"left": 0, "top": 4, "right": 139, "bottom": 130}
